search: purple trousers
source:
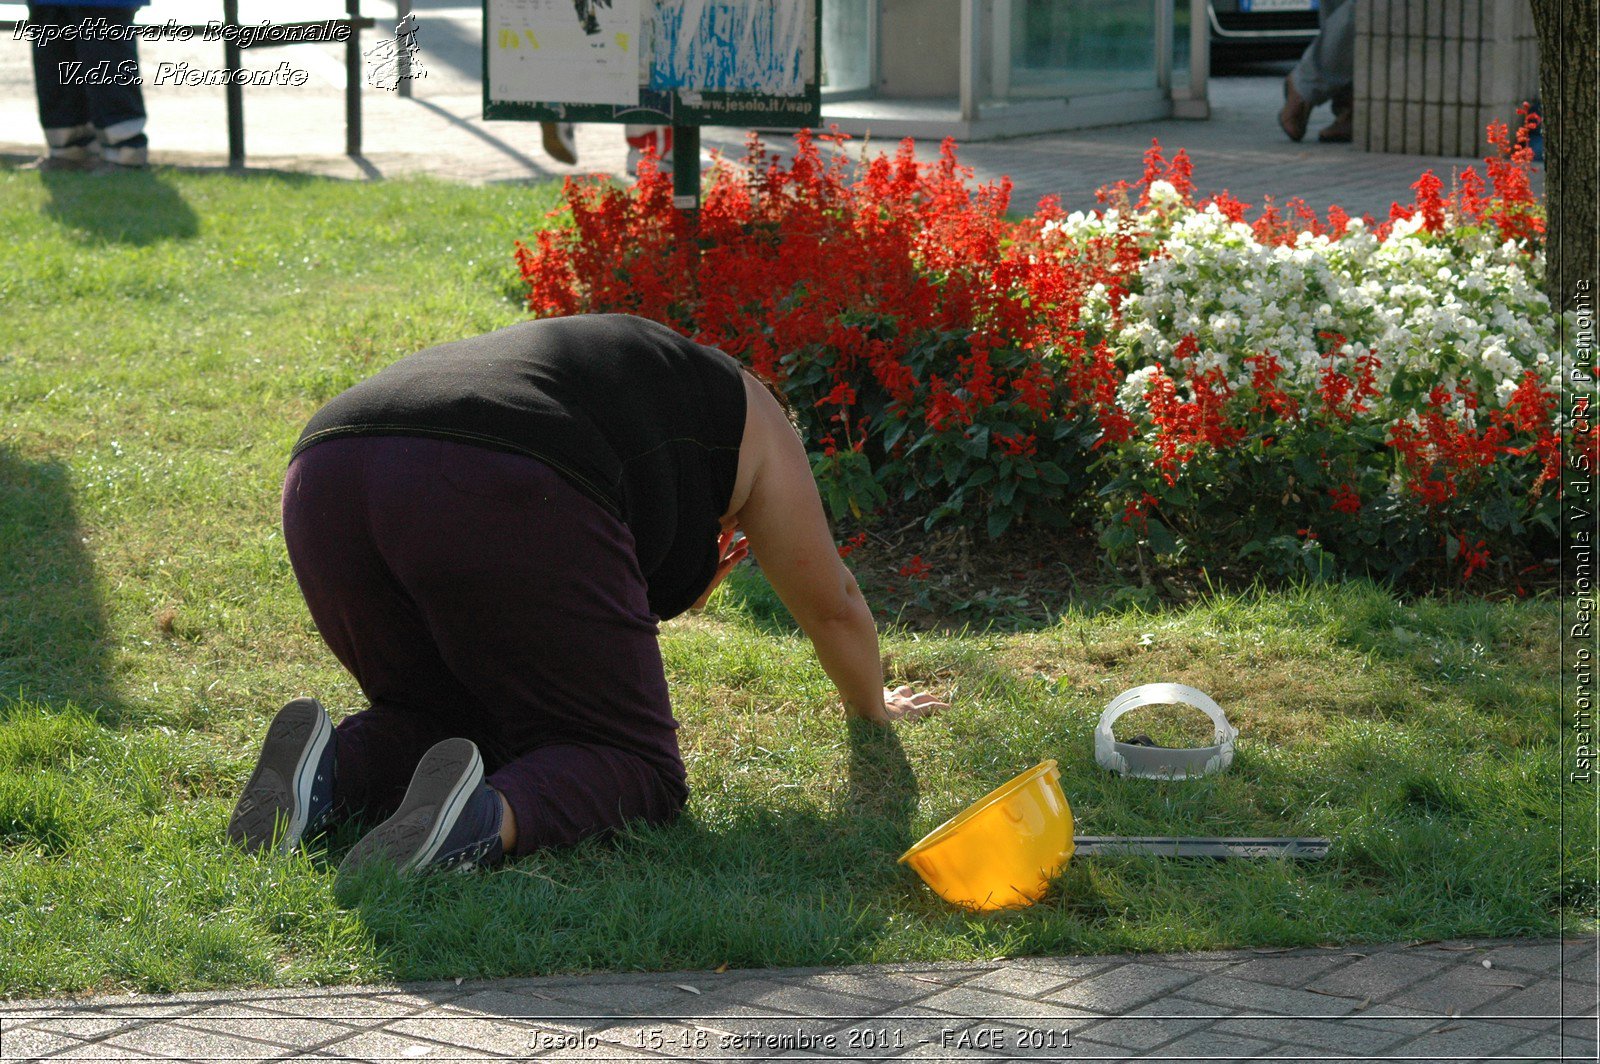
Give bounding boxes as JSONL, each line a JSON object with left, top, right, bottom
{"left": 281, "top": 435, "right": 688, "bottom": 857}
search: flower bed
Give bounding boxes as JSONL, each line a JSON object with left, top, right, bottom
{"left": 515, "top": 119, "right": 1565, "bottom": 589}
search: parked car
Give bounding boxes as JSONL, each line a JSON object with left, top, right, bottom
{"left": 1209, "top": 0, "right": 1320, "bottom": 63}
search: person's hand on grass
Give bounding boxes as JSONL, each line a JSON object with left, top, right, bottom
{"left": 850, "top": 685, "right": 947, "bottom": 724}
{"left": 690, "top": 526, "right": 749, "bottom": 611}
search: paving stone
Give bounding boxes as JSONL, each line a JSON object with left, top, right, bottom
{"left": 1212, "top": 1015, "right": 1409, "bottom": 1055}
{"left": 1304, "top": 950, "right": 1447, "bottom": 1003}
{"left": 916, "top": 1020, "right": 1087, "bottom": 1059}
{"left": 1563, "top": 1016, "right": 1599, "bottom": 1041}
{"left": 21, "top": 1016, "right": 148, "bottom": 1040}
{"left": 1386, "top": 1017, "right": 1536, "bottom": 1059}
{"left": 531, "top": 1022, "right": 682, "bottom": 1060}
{"left": 1067, "top": 1015, "right": 1210, "bottom": 1052}
{"left": 1339, "top": 1001, "right": 1442, "bottom": 1036}
{"left": 1561, "top": 983, "right": 1599, "bottom": 1016}
{"left": 1507, "top": 1032, "right": 1572, "bottom": 1061}
{"left": 1147, "top": 1027, "right": 1277, "bottom": 1058}
{"left": 101, "top": 1023, "right": 279, "bottom": 1060}
{"left": 1124, "top": 995, "right": 1228, "bottom": 1019}
{"left": 1558, "top": 1037, "right": 1599, "bottom": 1060}
{"left": 29, "top": 1041, "right": 167, "bottom": 1060}
{"left": 501, "top": 982, "right": 687, "bottom": 1018}
{"left": 890, "top": 1029, "right": 1005, "bottom": 1058}
{"left": 0, "top": 1025, "right": 83, "bottom": 1060}
{"left": 252, "top": 994, "right": 437, "bottom": 1022}
{"left": 1387, "top": 961, "right": 1525, "bottom": 1015}
{"left": 177, "top": 1004, "right": 356, "bottom": 1047}
{"left": 731, "top": 979, "right": 903, "bottom": 1021}
{"left": 976, "top": 959, "right": 1113, "bottom": 985}
{"left": 385, "top": 1015, "right": 571, "bottom": 1057}
{"left": 915, "top": 986, "right": 1095, "bottom": 1024}
{"left": 1174, "top": 973, "right": 1361, "bottom": 1016}
{"left": 1041, "top": 963, "right": 1201, "bottom": 1014}
{"left": 801, "top": 970, "right": 967, "bottom": 1005}
{"left": 1482, "top": 942, "right": 1566, "bottom": 976}
{"left": 1213, "top": 951, "right": 1363, "bottom": 989}
{"left": 1478, "top": 978, "right": 1565, "bottom": 1030}
{"left": 436, "top": 988, "right": 633, "bottom": 1024}
{"left": 314, "top": 1029, "right": 500, "bottom": 1060}
{"left": 952, "top": 967, "right": 1080, "bottom": 1000}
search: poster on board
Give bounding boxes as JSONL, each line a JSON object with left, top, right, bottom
{"left": 648, "top": 0, "right": 809, "bottom": 97}
{"left": 487, "top": 0, "right": 643, "bottom": 105}
{"left": 483, "top": 0, "right": 820, "bottom": 128}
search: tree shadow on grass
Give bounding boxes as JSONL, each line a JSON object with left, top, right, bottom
{"left": 0, "top": 448, "right": 120, "bottom": 723}
{"left": 337, "top": 719, "right": 925, "bottom": 985}
{"left": 38, "top": 166, "right": 198, "bottom": 245}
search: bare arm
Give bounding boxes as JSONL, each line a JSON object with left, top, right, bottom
{"left": 733, "top": 385, "right": 945, "bottom": 723}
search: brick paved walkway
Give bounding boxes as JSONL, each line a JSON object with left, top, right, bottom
{"left": 3, "top": 938, "right": 1595, "bottom": 1061}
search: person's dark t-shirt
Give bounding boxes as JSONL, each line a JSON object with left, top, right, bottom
{"left": 292, "top": 314, "right": 748, "bottom": 621}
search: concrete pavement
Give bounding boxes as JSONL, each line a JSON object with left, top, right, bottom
{"left": 0, "top": 1, "right": 1541, "bottom": 219}
{"left": 2, "top": 938, "right": 1595, "bottom": 1061}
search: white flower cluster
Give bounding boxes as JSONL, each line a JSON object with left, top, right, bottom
{"left": 1047, "top": 200, "right": 1558, "bottom": 426}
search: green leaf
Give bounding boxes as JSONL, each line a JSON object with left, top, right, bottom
{"left": 1145, "top": 518, "right": 1178, "bottom": 558}
{"left": 1037, "top": 461, "right": 1072, "bottom": 485}
{"left": 1481, "top": 495, "right": 1512, "bottom": 532}
{"left": 987, "top": 507, "right": 1015, "bottom": 539}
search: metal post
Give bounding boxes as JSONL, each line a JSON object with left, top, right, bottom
{"left": 1187, "top": 0, "right": 1211, "bottom": 117}
{"left": 223, "top": 0, "right": 244, "bottom": 166}
{"left": 671, "top": 123, "right": 700, "bottom": 213}
{"left": 1156, "top": 0, "right": 1173, "bottom": 94}
{"left": 346, "top": 0, "right": 363, "bottom": 155}
{"left": 397, "top": 0, "right": 412, "bottom": 99}
{"left": 958, "top": 0, "right": 980, "bottom": 123}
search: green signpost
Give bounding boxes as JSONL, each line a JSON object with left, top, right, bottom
{"left": 482, "top": 0, "right": 822, "bottom": 211}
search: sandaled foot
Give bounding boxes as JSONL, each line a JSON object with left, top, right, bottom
{"left": 1279, "top": 76, "right": 1311, "bottom": 142}
{"left": 1319, "top": 110, "right": 1354, "bottom": 143}
{"left": 539, "top": 121, "right": 578, "bottom": 165}
{"left": 228, "top": 697, "right": 336, "bottom": 854}
{"left": 337, "top": 738, "right": 504, "bottom": 877}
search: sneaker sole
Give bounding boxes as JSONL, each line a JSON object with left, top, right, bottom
{"left": 337, "top": 738, "right": 482, "bottom": 876}
{"left": 227, "top": 697, "right": 332, "bottom": 854}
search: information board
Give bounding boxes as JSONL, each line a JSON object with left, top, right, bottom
{"left": 482, "top": 0, "right": 820, "bottom": 128}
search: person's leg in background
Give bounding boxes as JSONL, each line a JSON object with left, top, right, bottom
{"left": 27, "top": 4, "right": 97, "bottom": 169}
{"left": 26, "top": 4, "right": 149, "bottom": 168}
{"left": 624, "top": 124, "right": 673, "bottom": 176}
{"left": 74, "top": 6, "right": 149, "bottom": 166}
{"left": 1280, "top": 0, "right": 1355, "bottom": 143}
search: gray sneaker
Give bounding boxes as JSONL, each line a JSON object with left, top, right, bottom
{"left": 228, "top": 697, "right": 337, "bottom": 854}
{"left": 337, "top": 738, "right": 505, "bottom": 876}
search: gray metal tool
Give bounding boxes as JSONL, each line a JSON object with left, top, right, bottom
{"left": 1073, "top": 836, "right": 1331, "bottom": 859}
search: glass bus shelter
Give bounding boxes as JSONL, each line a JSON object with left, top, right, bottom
{"left": 820, "top": 0, "right": 1209, "bottom": 139}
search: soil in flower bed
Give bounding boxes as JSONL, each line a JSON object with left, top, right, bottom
{"left": 817, "top": 509, "right": 1559, "bottom": 634}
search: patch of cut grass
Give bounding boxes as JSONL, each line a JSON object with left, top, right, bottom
{"left": 0, "top": 163, "right": 1580, "bottom": 997}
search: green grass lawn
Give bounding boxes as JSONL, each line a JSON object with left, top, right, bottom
{"left": 0, "top": 163, "right": 1582, "bottom": 998}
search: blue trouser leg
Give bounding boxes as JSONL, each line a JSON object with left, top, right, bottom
{"left": 27, "top": 4, "right": 147, "bottom": 151}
